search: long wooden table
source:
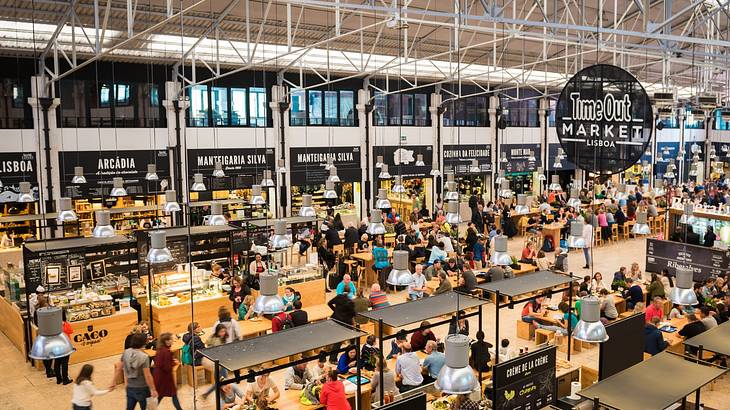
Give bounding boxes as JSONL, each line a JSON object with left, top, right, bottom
{"left": 351, "top": 249, "right": 393, "bottom": 287}
{"left": 277, "top": 381, "right": 371, "bottom": 410}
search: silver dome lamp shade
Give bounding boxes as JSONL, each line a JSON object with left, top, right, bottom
{"left": 191, "top": 173, "right": 206, "bottom": 191}
{"left": 688, "top": 163, "right": 698, "bottom": 177}
{"left": 444, "top": 180, "right": 459, "bottom": 201}
{"left": 653, "top": 180, "right": 665, "bottom": 197}
{"left": 260, "top": 169, "right": 275, "bottom": 187}
{"left": 567, "top": 220, "right": 586, "bottom": 248}
{"left": 162, "top": 190, "right": 181, "bottom": 213}
{"left": 567, "top": 188, "right": 582, "bottom": 208}
{"left": 146, "top": 231, "right": 174, "bottom": 264}
{"left": 110, "top": 177, "right": 127, "bottom": 197}
{"left": 553, "top": 158, "right": 563, "bottom": 169}
{"left": 28, "top": 307, "right": 75, "bottom": 361}
{"left": 538, "top": 202, "right": 552, "bottom": 213}
{"left": 387, "top": 250, "right": 413, "bottom": 286}
{"left": 498, "top": 179, "right": 513, "bottom": 199}
{"left": 614, "top": 184, "right": 628, "bottom": 201}
{"left": 271, "top": 220, "right": 292, "bottom": 249}
{"left": 445, "top": 200, "right": 462, "bottom": 225}
{"left": 324, "top": 157, "right": 334, "bottom": 171}
{"left": 490, "top": 235, "right": 512, "bottom": 265}
{"left": 392, "top": 176, "right": 406, "bottom": 193}
{"left": 495, "top": 170, "right": 506, "bottom": 185}
{"left": 468, "top": 159, "right": 481, "bottom": 173}
{"left": 500, "top": 151, "right": 508, "bottom": 163}
{"left": 631, "top": 212, "right": 651, "bottom": 235}
{"left": 669, "top": 268, "right": 698, "bottom": 306}
{"left": 253, "top": 272, "right": 285, "bottom": 315}
{"left": 548, "top": 175, "right": 562, "bottom": 191}
{"left": 430, "top": 168, "right": 442, "bottom": 177}
{"left": 528, "top": 149, "right": 537, "bottom": 162}
{"left": 375, "top": 155, "right": 384, "bottom": 168}
{"left": 249, "top": 185, "right": 266, "bottom": 205}
{"left": 277, "top": 159, "right": 287, "bottom": 174}
{"left": 514, "top": 194, "right": 531, "bottom": 215}
{"left": 206, "top": 202, "right": 227, "bottom": 226}
{"left": 145, "top": 164, "right": 159, "bottom": 181}
{"left": 92, "top": 210, "right": 115, "bottom": 238}
{"left": 435, "top": 334, "right": 479, "bottom": 394}
{"left": 679, "top": 202, "right": 695, "bottom": 224}
{"left": 537, "top": 167, "right": 546, "bottom": 181}
{"left": 298, "top": 195, "right": 316, "bottom": 217}
{"left": 327, "top": 166, "right": 341, "bottom": 183}
{"left": 375, "top": 189, "right": 392, "bottom": 210}
{"left": 71, "top": 166, "right": 87, "bottom": 184}
{"left": 415, "top": 154, "right": 425, "bottom": 166}
{"left": 366, "top": 209, "right": 386, "bottom": 235}
{"left": 379, "top": 164, "right": 392, "bottom": 179}
{"left": 18, "top": 181, "right": 35, "bottom": 202}
{"left": 56, "top": 197, "right": 78, "bottom": 223}
{"left": 323, "top": 180, "right": 338, "bottom": 199}
{"left": 212, "top": 161, "right": 226, "bottom": 178}
{"left": 573, "top": 296, "right": 609, "bottom": 343}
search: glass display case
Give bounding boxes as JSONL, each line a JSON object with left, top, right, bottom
{"left": 138, "top": 264, "right": 226, "bottom": 308}
{"left": 48, "top": 292, "right": 115, "bottom": 322}
{"left": 1, "top": 264, "right": 24, "bottom": 305}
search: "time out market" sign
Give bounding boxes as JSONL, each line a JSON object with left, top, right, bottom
{"left": 555, "top": 64, "right": 653, "bottom": 174}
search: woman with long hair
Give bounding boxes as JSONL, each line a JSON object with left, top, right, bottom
{"left": 153, "top": 333, "right": 183, "bottom": 410}
{"left": 71, "top": 365, "right": 113, "bottom": 410}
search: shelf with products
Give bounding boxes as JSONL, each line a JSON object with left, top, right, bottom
{"left": 668, "top": 206, "right": 730, "bottom": 246}
{"left": 0, "top": 202, "right": 40, "bottom": 244}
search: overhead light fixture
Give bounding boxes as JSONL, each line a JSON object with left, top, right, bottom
{"left": 614, "top": 184, "right": 628, "bottom": 201}
{"left": 17, "top": 181, "right": 35, "bottom": 203}
{"left": 415, "top": 154, "right": 425, "bottom": 166}
{"left": 495, "top": 170, "right": 506, "bottom": 185}
{"left": 430, "top": 168, "right": 442, "bottom": 177}
{"left": 392, "top": 176, "right": 406, "bottom": 193}
{"left": 277, "top": 159, "right": 287, "bottom": 174}
{"left": 253, "top": 272, "right": 285, "bottom": 314}
{"left": 528, "top": 150, "right": 536, "bottom": 162}
{"left": 500, "top": 152, "right": 508, "bottom": 163}
{"left": 71, "top": 166, "right": 87, "bottom": 184}
{"left": 375, "top": 155, "right": 384, "bottom": 168}
{"left": 444, "top": 181, "right": 459, "bottom": 201}
{"left": 498, "top": 179, "right": 513, "bottom": 199}
{"left": 514, "top": 194, "right": 530, "bottom": 215}
{"left": 632, "top": 212, "right": 651, "bottom": 235}
{"left": 691, "top": 143, "right": 702, "bottom": 154}
{"left": 206, "top": 202, "right": 227, "bottom": 226}
{"left": 537, "top": 167, "right": 546, "bottom": 181}
{"left": 261, "top": 170, "right": 275, "bottom": 187}
{"left": 366, "top": 209, "right": 386, "bottom": 235}
{"left": 163, "top": 190, "right": 181, "bottom": 213}
{"left": 375, "top": 188, "right": 392, "bottom": 210}
{"left": 324, "top": 157, "right": 334, "bottom": 171}
{"left": 435, "top": 333, "right": 479, "bottom": 394}
{"left": 662, "top": 145, "right": 671, "bottom": 156}
{"left": 723, "top": 145, "right": 729, "bottom": 153}
{"left": 642, "top": 160, "right": 651, "bottom": 172}
{"left": 146, "top": 230, "right": 174, "bottom": 264}
{"left": 379, "top": 164, "right": 392, "bottom": 179}
{"left": 573, "top": 296, "right": 609, "bottom": 343}
{"left": 553, "top": 158, "right": 563, "bottom": 169}
{"left": 212, "top": 161, "right": 226, "bottom": 178}
{"left": 670, "top": 267, "right": 699, "bottom": 306}
{"left": 538, "top": 202, "right": 552, "bottom": 213}
{"left": 445, "top": 200, "right": 461, "bottom": 225}
{"left": 710, "top": 148, "right": 717, "bottom": 160}
{"left": 679, "top": 202, "right": 695, "bottom": 224}
{"left": 567, "top": 188, "right": 581, "bottom": 208}
{"left": 691, "top": 152, "right": 700, "bottom": 162}
{"left": 249, "top": 185, "right": 266, "bottom": 205}
{"left": 56, "top": 197, "right": 77, "bottom": 222}
{"left": 28, "top": 307, "right": 75, "bottom": 362}
{"left": 323, "top": 180, "right": 338, "bottom": 199}
{"left": 271, "top": 220, "right": 292, "bottom": 249}
{"left": 688, "top": 163, "right": 698, "bottom": 177}
{"left": 327, "top": 166, "right": 341, "bottom": 183}
{"left": 677, "top": 148, "right": 686, "bottom": 161}
{"left": 298, "top": 194, "right": 316, "bottom": 217}
{"left": 548, "top": 175, "right": 562, "bottom": 191}
{"left": 469, "top": 159, "right": 481, "bottom": 173}
{"left": 191, "top": 173, "right": 206, "bottom": 191}
{"left": 91, "top": 210, "right": 115, "bottom": 238}
{"left": 387, "top": 250, "right": 413, "bottom": 286}
{"left": 490, "top": 235, "right": 512, "bottom": 265}
{"left": 567, "top": 220, "right": 586, "bottom": 248}
{"left": 145, "top": 164, "right": 159, "bottom": 181}
{"left": 656, "top": 152, "right": 664, "bottom": 162}
{"left": 653, "top": 180, "right": 666, "bottom": 197}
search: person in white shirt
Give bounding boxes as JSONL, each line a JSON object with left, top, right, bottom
{"left": 438, "top": 234, "right": 454, "bottom": 253}
{"left": 72, "top": 364, "right": 112, "bottom": 410}
{"left": 581, "top": 218, "right": 593, "bottom": 268}
{"left": 408, "top": 265, "right": 427, "bottom": 300}
{"left": 489, "top": 338, "right": 515, "bottom": 364}
{"left": 395, "top": 342, "right": 423, "bottom": 392}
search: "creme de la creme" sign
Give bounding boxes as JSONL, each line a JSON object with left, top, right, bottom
{"left": 555, "top": 64, "right": 653, "bottom": 174}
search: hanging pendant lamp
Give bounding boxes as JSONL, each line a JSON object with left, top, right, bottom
{"left": 632, "top": 212, "right": 651, "bottom": 235}
{"left": 387, "top": 250, "right": 413, "bottom": 286}
{"left": 573, "top": 296, "right": 609, "bottom": 343}
{"left": 435, "top": 334, "right": 479, "bottom": 394}
{"left": 327, "top": 166, "right": 341, "bottom": 183}
{"left": 324, "top": 157, "right": 334, "bottom": 171}
{"left": 18, "top": 181, "right": 35, "bottom": 203}
{"left": 468, "top": 159, "right": 481, "bottom": 173}
{"left": 444, "top": 181, "right": 459, "bottom": 201}
{"left": 495, "top": 170, "right": 506, "bottom": 185}
{"left": 323, "top": 180, "right": 338, "bottom": 199}
{"left": 253, "top": 272, "right": 285, "bottom": 314}
{"left": 145, "top": 164, "right": 159, "bottom": 181}
{"left": 670, "top": 268, "right": 699, "bottom": 306}
{"left": 56, "top": 197, "right": 78, "bottom": 222}
{"left": 261, "top": 170, "right": 275, "bottom": 187}
{"left": 379, "top": 164, "right": 392, "bottom": 179}
{"left": 498, "top": 179, "right": 513, "bottom": 199}
{"left": 72, "top": 166, "right": 87, "bottom": 184}
{"left": 490, "top": 235, "right": 512, "bottom": 265}
{"left": 415, "top": 154, "right": 425, "bottom": 166}
{"left": 206, "top": 202, "right": 227, "bottom": 226}
{"left": 528, "top": 149, "right": 536, "bottom": 162}
{"left": 537, "top": 166, "right": 546, "bottom": 181}
{"left": 109, "top": 177, "right": 127, "bottom": 197}
{"left": 375, "top": 155, "right": 384, "bottom": 168}
{"left": 514, "top": 194, "right": 531, "bottom": 215}
{"left": 376, "top": 189, "right": 392, "bottom": 210}
{"left": 212, "top": 161, "right": 226, "bottom": 178}
{"left": 567, "top": 220, "right": 586, "bottom": 248}
{"left": 567, "top": 188, "right": 582, "bottom": 209}
{"left": 445, "top": 200, "right": 461, "bottom": 225}
{"left": 92, "top": 210, "right": 115, "bottom": 238}
{"left": 548, "top": 175, "right": 562, "bottom": 191}
{"left": 679, "top": 202, "right": 695, "bottom": 224}
{"left": 392, "top": 176, "right": 406, "bottom": 193}
{"left": 146, "top": 231, "right": 174, "bottom": 264}
{"left": 366, "top": 209, "right": 386, "bottom": 235}
{"left": 249, "top": 185, "right": 266, "bottom": 205}
{"left": 191, "top": 173, "right": 206, "bottom": 191}
{"left": 298, "top": 195, "right": 316, "bottom": 217}
{"left": 163, "top": 190, "right": 181, "bottom": 213}
{"left": 500, "top": 152, "right": 508, "bottom": 163}
{"left": 430, "top": 168, "right": 442, "bottom": 177}
{"left": 271, "top": 220, "right": 292, "bottom": 249}
{"left": 28, "top": 307, "right": 75, "bottom": 361}
{"left": 277, "top": 159, "right": 287, "bottom": 174}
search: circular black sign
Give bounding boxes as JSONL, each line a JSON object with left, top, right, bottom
{"left": 555, "top": 64, "right": 653, "bottom": 174}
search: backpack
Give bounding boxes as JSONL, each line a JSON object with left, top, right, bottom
{"left": 274, "top": 313, "right": 294, "bottom": 330}
{"left": 181, "top": 343, "right": 194, "bottom": 365}
{"left": 542, "top": 236, "right": 554, "bottom": 252}
{"left": 300, "top": 380, "right": 321, "bottom": 405}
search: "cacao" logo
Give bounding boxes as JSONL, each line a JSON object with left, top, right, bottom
{"left": 73, "top": 325, "right": 109, "bottom": 347}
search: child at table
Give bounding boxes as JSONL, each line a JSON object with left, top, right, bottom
{"left": 238, "top": 295, "right": 256, "bottom": 320}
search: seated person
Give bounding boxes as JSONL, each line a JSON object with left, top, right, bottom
{"left": 360, "top": 335, "right": 380, "bottom": 371}
{"left": 599, "top": 289, "right": 618, "bottom": 322}
{"left": 284, "top": 362, "right": 315, "bottom": 390}
{"left": 679, "top": 314, "right": 708, "bottom": 355}
{"left": 335, "top": 274, "right": 357, "bottom": 299}
{"left": 469, "top": 330, "right": 492, "bottom": 372}
{"left": 358, "top": 233, "right": 371, "bottom": 251}
{"left": 534, "top": 302, "right": 577, "bottom": 336}
{"left": 457, "top": 261, "right": 478, "bottom": 292}
{"left": 245, "top": 373, "right": 280, "bottom": 405}
{"left": 434, "top": 271, "right": 453, "bottom": 295}
{"left": 289, "top": 300, "right": 309, "bottom": 327}
{"left": 336, "top": 345, "right": 358, "bottom": 375}
{"left": 644, "top": 296, "right": 665, "bottom": 323}
{"left": 427, "top": 242, "right": 447, "bottom": 265}
{"left": 408, "top": 265, "right": 427, "bottom": 301}
{"left": 444, "top": 258, "right": 462, "bottom": 276}
{"left": 395, "top": 342, "right": 423, "bottom": 392}
{"left": 410, "top": 321, "right": 438, "bottom": 351}
{"left": 387, "top": 330, "right": 407, "bottom": 360}
{"left": 421, "top": 341, "right": 445, "bottom": 384}
{"left": 424, "top": 259, "right": 446, "bottom": 281}
{"left": 644, "top": 316, "right": 668, "bottom": 356}
{"left": 219, "top": 384, "right": 245, "bottom": 409}
{"left": 521, "top": 295, "right": 546, "bottom": 323}
{"left": 520, "top": 242, "right": 537, "bottom": 264}
{"left": 320, "top": 371, "right": 350, "bottom": 409}
{"left": 622, "top": 278, "right": 644, "bottom": 310}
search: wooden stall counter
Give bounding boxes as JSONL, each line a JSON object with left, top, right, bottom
{"left": 0, "top": 296, "right": 26, "bottom": 355}
{"left": 251, "top": 278, "right": 327, "bottom": 308}
{"left": 150, "top": 293, "right": 230, "bottom": 337}
{"left": 66, "top": 308, "right": 138, "bottom": 364}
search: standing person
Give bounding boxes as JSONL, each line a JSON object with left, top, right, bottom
{"left": 228, "top": 276, "right": 251, "bottom": 314}
{"left": 214, "top": 306, "right": 241, "bottom": 343}
{"left": 372, "top": 238, "right": 391, "bottom": 289}
{"left": 704, "top": 226, "right": 717, "bottom": 247}
{"left": 582, "top": 218, "right": 593, "bottom": 269}
{"left": 469, "top": 331, "right": 492, "bottom": 372}
{"left": 71, "top": 365, "right": 113, "bottom": 410}
{"left": 152, "top": 333, "right": 182, "bottom": 410}
{"left": 327, "top": 293, "right": 355, "bottom": 363}
{"left": 115, "top": 333, "right": 157, "bottom": 410}
{"left": 55, "top": 311, "right": 74, "bottom": 384}
{"left": 182, "top": 322, "right": 205, "bottom": 366}
{"left": 646, "top": 273, "right": 666, "bottom": 301}
{"left": 319, "top": 370, "right": 351, "bottom": 410}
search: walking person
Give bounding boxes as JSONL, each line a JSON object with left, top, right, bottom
{"left": 115, "top": 333, "right": 157, "bottom": 410}
{"left": 152, "top": 333, "right": 183, "bottom": 410}
{"left": 71, "top": 364, "right": 113, "bottom": 410}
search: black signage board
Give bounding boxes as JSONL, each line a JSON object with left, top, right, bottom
{"left": 547, "top": 143, "right": 576, "bottom": 171}
{"left": 443, "top": 144, "right": 492, "bottom": 173}
{"left": 187, "top": 148, "right": 275, "bottom": 191}
{"left": 58, "top": 150, "right": 170, "bottom": 198}
{"left": 0, "top": 152, "right": 39, "bottom": 203}
{"left": 555, "top": 64, "right": 653, "bottom": 174}
{"left": 372, "top": 145, "right": 433, "bottom": 178}
{"left": 500, "top": 143, "right": 541, "bottom": 173}
{"left": 289, "top": 147, "right": 361, "bottom": 185}
{"left": 378, "top": 393, "right": 427, "bottom": 410}
{"left": 494, "top": 346, "right": 557, "bottom": 410}
{"left": 645, "top": 239, "right": 730, "bottom": 282}
{"left": 599, "top": 313, "right": 645, "bottom": 380}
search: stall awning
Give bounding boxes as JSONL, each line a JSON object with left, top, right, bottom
{"left": 200, "top": 320, "right": 365, "bottom": 372}
{"left": 578, "top": 352, "right": 726, "bottom": 410}
{"left": 684, "top": 321, "right": 730, "bottom": 356}
{"left": 357, "top": 291, "right": 488, "bottom": 328}
{"left": 24, "top": 236, "right": 134, "bottom": 253}
{"left": 246, "top": 216, "right": 318, "bottom": 228}
{"left": 476, "top": 270, "right": 574, "bottom": 297}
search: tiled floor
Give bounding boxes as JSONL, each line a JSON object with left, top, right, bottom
{"left": 1, "top": 235, "right": 728, "bottom": 409}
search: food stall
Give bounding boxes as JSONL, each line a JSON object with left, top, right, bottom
{"left": 23, "top": 236, "right": 139, "bottom": 364}
{"left": 373, "top": 145, "right": 433, "bottom": 217}
{"left": 668, "top": 201, "right": 730, "bottom": 246}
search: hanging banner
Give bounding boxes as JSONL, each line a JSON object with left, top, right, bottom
{"left": 372, "top": 145, "right": 433, "bottom": 178}
{"left": 500, "top": 144, "right": 540, "bottom": 173}
{"left": 58, "top": 150, "right": 170, "bottom": 198}
{"left": 0, "top": 152, "right": 38, "bottom": 203}
{"left": 187, "top": 148, "right": 275, "bottom": 191}
{"left": 547, "top": 143, "right": 575, "bottom": 171}
{"left": 646, "top": 239, "right": 730, "bottom": 282}
{"left": 289, "top": 147, "right": 361, "bottom": 185}
{"left": 555, "top": 64, "right": 653, "bottom": 174}
{"left": 443, "top": 144, "right": 492, "bottom": 173}
{"left": 493, "top": 346, "right": 557, "bottom": 410}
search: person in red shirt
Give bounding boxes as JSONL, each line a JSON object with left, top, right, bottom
{"left": 55, "top": 310, "right": 74, "bottom": 384}
{"left": 644, "top": 296, "right": 665, "bottom": 323}
{"left": 319, "top": 370, "right": 351, "bottom": 410}
{"left": 410, "top": 321, "right": 438, "bottom": 351}
{"left": 271, "top": 311, "right": 291, "bottom": 333}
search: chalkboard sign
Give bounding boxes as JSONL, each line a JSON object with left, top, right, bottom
{"left": 290, "top": 147, "right": 361, "bottom": 185}
{"left": 24, "top": 250, "right": 83, "bottom": 293}
{"left": 137, "top": 234, "right": 189, "bottom": 277}
{"left": 377, "top": 393, "right": 427, "bottom": 410}
{"left": 645, "top": 239, "right": 730, "bottom": 282}
{"left": 599, "top": 313, "right": 645, "bottom": 380}
{"left": 494, "top": 346, "right": 557, "bottom": 410}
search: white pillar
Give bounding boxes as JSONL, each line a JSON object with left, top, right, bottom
{"left": 269, "top": 84, "right": 288, "bottom": 218}
{"left": 356, "top": 88, "right": 370, "bottom": 214}
{"left": 162, "top": 81, "right": 189, "bottom": 213}
{"left": 538, "top": 98, "right": 549, "bottom": 197}
{"left": 429, "top": 93, "right": 442, "bottom": 209}
{"left": 489, "top": 95, "right": 499, "bottom": 201}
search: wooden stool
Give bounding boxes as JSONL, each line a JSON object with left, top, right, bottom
{"left": 621, "top": 224, "right": 630, "bottom": 240}
{"left": 535, "top": 328, "right": 555, "bottom": 345}
{"left": 611, "top": 224, "right": 619, "bottom": 242}
{"left": 556, "top": 335, "right": 582, "bottom": 354}
{"left": 344, "top": 259, "right": 359, "bottom": 276}
{"left": 516, "top": 320, "right": 535, "bottom": 340}
{"left": 594, "top": 230, "right": 603, "bottom": 247}
{"left": 185, "top": 365, "right": 212, "bottom": 387}
{"left": 356, "top": 265, "right": 367, "bottom": 290}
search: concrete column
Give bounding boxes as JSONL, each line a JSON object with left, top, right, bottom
{"left": 679, "top": 112, "right": 686, "bottom": 184}
{"left": 269, "top": 84, "right": 288, "bottom": 218}
{"left": 538, "top": 98, "right": 549, "bottom": 197}
{"left": 162, "top": 81, "right": 189, "bottom": 213}
{"left": 429, "top": 93, "right": 442, "bottom": 209}
{"left": 356, "top": 88, "right": 370, "bottom": 214}
{"left": 489, "top": 95, "right": 499, "bottom": 200}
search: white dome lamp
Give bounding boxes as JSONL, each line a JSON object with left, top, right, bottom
{"left": 261, "top": 170, "right": 275, "bottom": 187}
{"left": 670, "top": 267, "right": 699, "bottom": 306}
{"left": 323, "top": 180, "right": 338, "bottom": 199}
{"left": 29, "top": 307, "right": 75, "bottom": 362}
{"left": 163, "top": 190, "right": 181, "bottom": 213}
{"left": 366, "top": 209, "right": 386, "bottom": 235}
{"left": 298, "top": 195, "right": 316, "bottom": 217}
{"left": 392, "top": 176, "right": 406, "bottom": 193}
{"left": 445, "top": 200, "right": 462, "bottom": 225}
{"left": 468, "top": 159, "right": 481, "bottom": 173}
{"left": 435, "top": 334, "right": 479, "bottom": 394}
{"left": 528, "top": 149, "right": 537, "bottom": 162}
{"left": 415, "top": 154, "right": 426, "bottom": 166}
{"left": 688, "top": 163, "right": 698, "bottom": 177}
{"left": 653, "top": 180, "right": 666, "bottom": 197}
{"left": 567, "top": 188, "right": 582, "bottom": 209}
{"left": 573, "top": 296, "right": 609, "bottom": 343}
{"left": 56, "top": 197, "right": 78, "bottom": 222}
{"left": 514, "top": 194, "right": 531, "bottom": 215}
{"left": 324, "top": 157, "right": 334, "bottom": 171}
{"left": 387, "top": 250, "right": 413, "bottom": 286}
{"left": 327, "top": 166, "right": 340, "bottom": 183}
{"left": 632, "top": 211, "right": 651, "bottom": 235}
{"left": 206, "top": 202, "right": 227, "bottom": 226}
{"left": 500, "top": 151, "right": 508, "bottom": 163}
{"left": 498, "top": 179, "right": 513, "bottom": 199}
{"left": 375, "top": 188, "right": 392, "bottom": 210}
{"left": 18, "top": 181, "right": 35, "bottom": 203}
{"left": 277, "top": 159, "right": 287, "bottom": 174}
{"left": 679, "top": 202, "right": 695, "bottom": 224}
{"left": 567, "top": 220, "right": 586, "bottom": 248}
{"left": 91, "top": 210, "right": 115, "bottom": 238}
{"left": 537, "top": 166, "right": 546, "bottom": 181}
{"left": 444, "top": 180, "right": 459, "bottom": 201}
{"left": 253, "top": 272, "right": 285, "bottom": 315}
{"left": 429, "top": 168, "right": 442, "bottom": 177}
{"left": 249, "top": 185, "right": 266, "bottom": 205}
{"left": 375, "top": 155, "right": 384, "bottom": 168}
{"left": 664, "top": 159, "right": 676, "bottom": 179}
{"left": 495, "top": 170, "right": 506, "bottom": 185}
{"left": 548, "top": 175, "right": 562, "bottom": 191}
{"left": 271, "top": 220, "right": 292, "bottom": 249}
{"left": 490, "top": 235, "right": 512, "bottom": 265}
{"left": 146, "top": 231, "right": 174, "bottom": 264}
{"left": 212, "top": 161, "right": 226, "bottom": 178}
{"left": 71, "top": 166, "right": 87, "bottom": 184}
{"left": 379, "top": 164, "right": 392, "bottom": 179}
{"left": 190, "top": 173, "right": 206, "bottom": 191}
{"left": 145, "top": 164, "right": 159, "bottom": 181}
{"left": 109, "top": 178, "right": 128, "bottom": 197}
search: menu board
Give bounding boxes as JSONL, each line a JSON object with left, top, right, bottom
{"left": 187, "top": 148, "right": 275, "bottom": 191}
{"left": 137, "top": 233, "right": 189, "bottom": 277}
{"left": 645, "top": 239, "right": 730, "bottom": 281}
{"left": 493, "top": 346, "right": 556, "bottom": 410}
{"left": 500, "top": 144, "right": 541, "bottom": 173}
{"left": 24, "top": 250, "right": 84, "bottom": 293}
{"left": 443, "top": 144, "right": 492, "bottom": 173}
{"left": 0, "top": 152, "right": 39, "bottom": 203}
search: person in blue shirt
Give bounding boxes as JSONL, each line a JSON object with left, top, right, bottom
{"left": 427, "top": 242, "right": 447, "bottom": 265}
{"left": 534, "top": 302, "right": 577, "bottom": 335}
{"left": 644, "top": 316, "right": 668, "bottom": 356}
{"left": 622, "top": 278, "right": 644, "bottom": 310}
{"left": 372, "top": 238, "right": 390, "bottom": 270}
{"left": 335, "top": 274, "right": 357, "bottom": 299}
{"left": 336, "top": 345, "right": 358, "bottom": 375}
{"left": 421, "top": 340, "right": 445, "bottom": 384}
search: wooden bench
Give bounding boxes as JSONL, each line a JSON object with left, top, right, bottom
{"left": 184, "top": 365, "right": 212, "bottom": 387}
{"left": 535, "top": 328, "right": 555, "bottom": 345}
{"left": 516, "top": 320, "right": 534, "bottom": 340}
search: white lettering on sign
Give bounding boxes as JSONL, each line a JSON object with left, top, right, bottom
{"left": 505, "top": 353, "right": 550, "bottom": 378}
{"left": 0, "top": 160, "right": 33, "bottom": 174}
{"left": 196, "top": 154, "right": 268, "bottom": 167}
{"left": 296, "top": 152, "right": 355, "bottom": 163}
{"left": 569, "top": 93, "right": 632, "bottom": 122}
{"left": 98, "top": 157, "right": 136, "bottom": 170}
{"left": 443, "top": 149, "right": 489, "bottom": 158}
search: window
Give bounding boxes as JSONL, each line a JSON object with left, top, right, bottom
{"left": 230, "top": 88, "right": 247, "bottom": 126}
{"left": 715, "top": 110, "right": 730, "bottom": 130}
{"left": 115, "top": 84, "right": 131, "bottom": 105}
{"left": 290, "top": 89, "right": 306, "bottom": 126}
{"left": 339, "top": 91, "right": 355, "bottom": 126}
{"left": 374, "top": 92, "right": 387, "bottom": 125}
{"left": 401, "top": 94, "right": 414, "bottom": 125}
{"left": 387, "top": 94, "right": 401, "bottom": 125}
{"left": 324, "top": 91, "right": 338, "bottom": 125}
{"left": 414, "top": 94, "right": 428, "bottom": 126}
{"left": 12, "top": 84, "right": 24, "bottom": 108}
{"left": 99, "top": 83, "right": 112, "bottom": 107}
{"left": 249, "top": 87, "right": 267, "bottom": 127}
{"left": 308, "top": 90, "right": 323, "bottom": 125}
{"left": 189, "top": 85, "right": 209, "bottom": 127}
{"left": 211, "top": 87, "right": 229, "bottom": 126}
{"left": 659, "top": 116, "right": 679, "bottom": 129}
{"left": 475, "top": 96, "right": 488, "bottom": 126}
{"left": 150, "top": 85, "right": 159, "bottom": 107}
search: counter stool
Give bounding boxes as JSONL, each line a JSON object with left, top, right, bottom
{"left": 620, "top": 224, "right": 630, "bottom": 240}
{"left": 516, "top": 320, "right": 535, "bottom": 340}
{"left": 535, "top": 328, "right": 555, "bottom": 345}
{"left": 184, "top": 365, "right": 212, "bottom": 388}
{"left": 610, "top": 224, "right": 619, "bottom": 242}
{"left": 594, "top": 230, "right": 603, "bottom": 247}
